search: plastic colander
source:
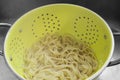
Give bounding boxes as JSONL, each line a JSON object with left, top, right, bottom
{"left": 3, "top": 4, "right": 114, "bottom": 80}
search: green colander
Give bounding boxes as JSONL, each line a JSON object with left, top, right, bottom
{"left": 0, "top": 3, "right": 119, "bottom": 80}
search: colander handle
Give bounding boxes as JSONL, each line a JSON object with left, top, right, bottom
{"left": 0, "top": 51, "right": 3, "bottom": 56}
{"left": 108, "top": 32, "right": 120, "bottom": 66}
{"left": 0, "top": 23, "right": 12, "bottom": 27}
{"left": 0, "top": 23, "right": 11, "bottom": 56}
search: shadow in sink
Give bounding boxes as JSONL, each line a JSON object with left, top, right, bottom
{"left": 0, "top": 0, "right": 120, "bottom": 23}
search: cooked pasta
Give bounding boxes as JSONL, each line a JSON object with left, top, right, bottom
{"left": 23, "top": 34, "right": 98, "bottom": 80}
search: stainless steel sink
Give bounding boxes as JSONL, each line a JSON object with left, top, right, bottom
{"left": 0, "top": 0, "right": 120, "bottom": 80}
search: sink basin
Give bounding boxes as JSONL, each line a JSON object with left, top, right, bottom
{"left": 0, "top": 0, "right": 120, "bottom": 80}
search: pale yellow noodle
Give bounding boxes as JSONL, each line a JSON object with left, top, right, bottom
{"left": 23, "top": 34, "right": 98, "bottom": 80}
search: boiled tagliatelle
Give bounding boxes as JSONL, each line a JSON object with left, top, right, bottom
{"left": 23, "top": 34, "right": 98, "bottom": 80}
